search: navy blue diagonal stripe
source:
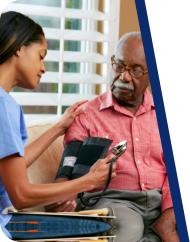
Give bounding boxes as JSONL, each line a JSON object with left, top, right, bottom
{"left": 135, "top": 0, "right": 189, "bottom": 241}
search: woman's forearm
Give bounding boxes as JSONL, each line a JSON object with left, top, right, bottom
{"left": 16, "top": 175, "right": 93, "bottom": 210}
{"left": 25, "top": 122, "right": 64, "bottom": 168}
{"left": 0, "top": 154, "right": 116, "bottom": 210}
{"left": 24, "top": 101, "right": 87, "bottom": 168}
{"left": 0, "top": 154, "right": 94, "bottom": 210}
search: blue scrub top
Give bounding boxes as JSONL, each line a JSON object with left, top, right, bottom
{"left": 0, "top": 87, "right": 28, "bottom": 238}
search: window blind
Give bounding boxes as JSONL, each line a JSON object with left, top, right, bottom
{"left": 3, "top": 0, "right": 120, "bottom": 122}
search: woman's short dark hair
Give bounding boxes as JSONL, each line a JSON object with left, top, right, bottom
{"left": 0, "top": 11, "right": 45, "bottom": 64}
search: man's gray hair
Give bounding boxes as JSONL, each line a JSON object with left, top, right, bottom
{"left": 115, "top": 32, "right": 142, "bottom": 53}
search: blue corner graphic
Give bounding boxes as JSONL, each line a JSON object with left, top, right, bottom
{"left": 135, "top": 0, "right": 189, "bottom": 241}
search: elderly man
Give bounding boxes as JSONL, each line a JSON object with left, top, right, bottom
{"left": 47, "top": 32, "right": 179, "bottom": 242}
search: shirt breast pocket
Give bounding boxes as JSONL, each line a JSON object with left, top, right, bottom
{"left": 91, "top": 131, "right": 127, "bottom": 170}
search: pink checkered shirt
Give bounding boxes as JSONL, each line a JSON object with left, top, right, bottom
{"left": 63, "top": 87, "right": 173, "bottom": 212}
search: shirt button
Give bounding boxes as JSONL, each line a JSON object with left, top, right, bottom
{"left": 142, "top": 183, "right": 144, "bottom": 187}
{"left": 135, "top": 138, "right": 139, "bottom": 142}
{"left": 85, "top": 116, "right": 87, "bottom": 118}
{"left": 138, "top": 160, "right": 141, "bottom": 164}
{"left": 134, "top": 117, "right": 136, "bottom": 120}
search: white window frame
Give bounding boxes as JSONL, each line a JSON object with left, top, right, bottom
{"left": 3, "top": 0, "right": 120, "bottom": 122}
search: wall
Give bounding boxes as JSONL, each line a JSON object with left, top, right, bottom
{"left": 119, "top": 0, "right": 140, "bottom": 38}
{"left": 96, "top": 0, "right": 151, "bottom": 94}
{"left": 119, "top": 0, "right": 152, "bottom": 93}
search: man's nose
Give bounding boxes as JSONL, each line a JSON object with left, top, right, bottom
{"left": 121, "top": 69, "right": 132, "bottom": 82}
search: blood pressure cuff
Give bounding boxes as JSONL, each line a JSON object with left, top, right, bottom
{"left": 55, "top": 141, "right": 83, "bottom": 180}
{"left": 55, "top": 137, "right": 113, "bottom": 180}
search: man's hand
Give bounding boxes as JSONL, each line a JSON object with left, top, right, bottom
{"left": 45, "top": 195, "right": 77, "bottom": 212}
{"left": 154, "top": 208, "right": 179, "bottom": 242}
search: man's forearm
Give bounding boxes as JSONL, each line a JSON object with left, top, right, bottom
{"left": 154, "top": 208, "right": 179, "bottom": 242}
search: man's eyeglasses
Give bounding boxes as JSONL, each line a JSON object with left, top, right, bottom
{"left": 111, "top": 55, "right": 148, "bottom": 78}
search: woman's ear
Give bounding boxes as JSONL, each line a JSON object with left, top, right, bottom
{"left": 15, "top": 50, "right": 20, "bottom": 57}
{"left": 15, "top": 47, "right": 22, "bottom": 57}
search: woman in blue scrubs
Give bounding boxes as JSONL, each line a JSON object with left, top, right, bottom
{"left": 0, "top": 11, "right": 116, "bottom": 240}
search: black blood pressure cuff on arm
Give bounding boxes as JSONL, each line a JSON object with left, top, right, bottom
{"left": 55, "top": 137, "right": 113, "bottom": 181}
{"left": 55, "top": 141, "right": 83, "bottom": 180}
{"left": 71, "top": 137, "right": 113, "bottom": 180}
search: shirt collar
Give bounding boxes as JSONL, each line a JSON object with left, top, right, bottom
{"left": 142, "top": 89, "right": 155, "bottom": 110}
{"left": 99, "top": 87, "right": 155, "bottom": 113}
{"left": 99, "top": 87, "right": 117, "bottom": 111}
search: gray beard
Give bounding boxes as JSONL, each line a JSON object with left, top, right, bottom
{"left": 114, "top": 79, "right": 134, "bottom": 91}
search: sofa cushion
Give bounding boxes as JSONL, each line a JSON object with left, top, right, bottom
{"left": 26, "top": 124, "right": 64, "bottom": 185}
